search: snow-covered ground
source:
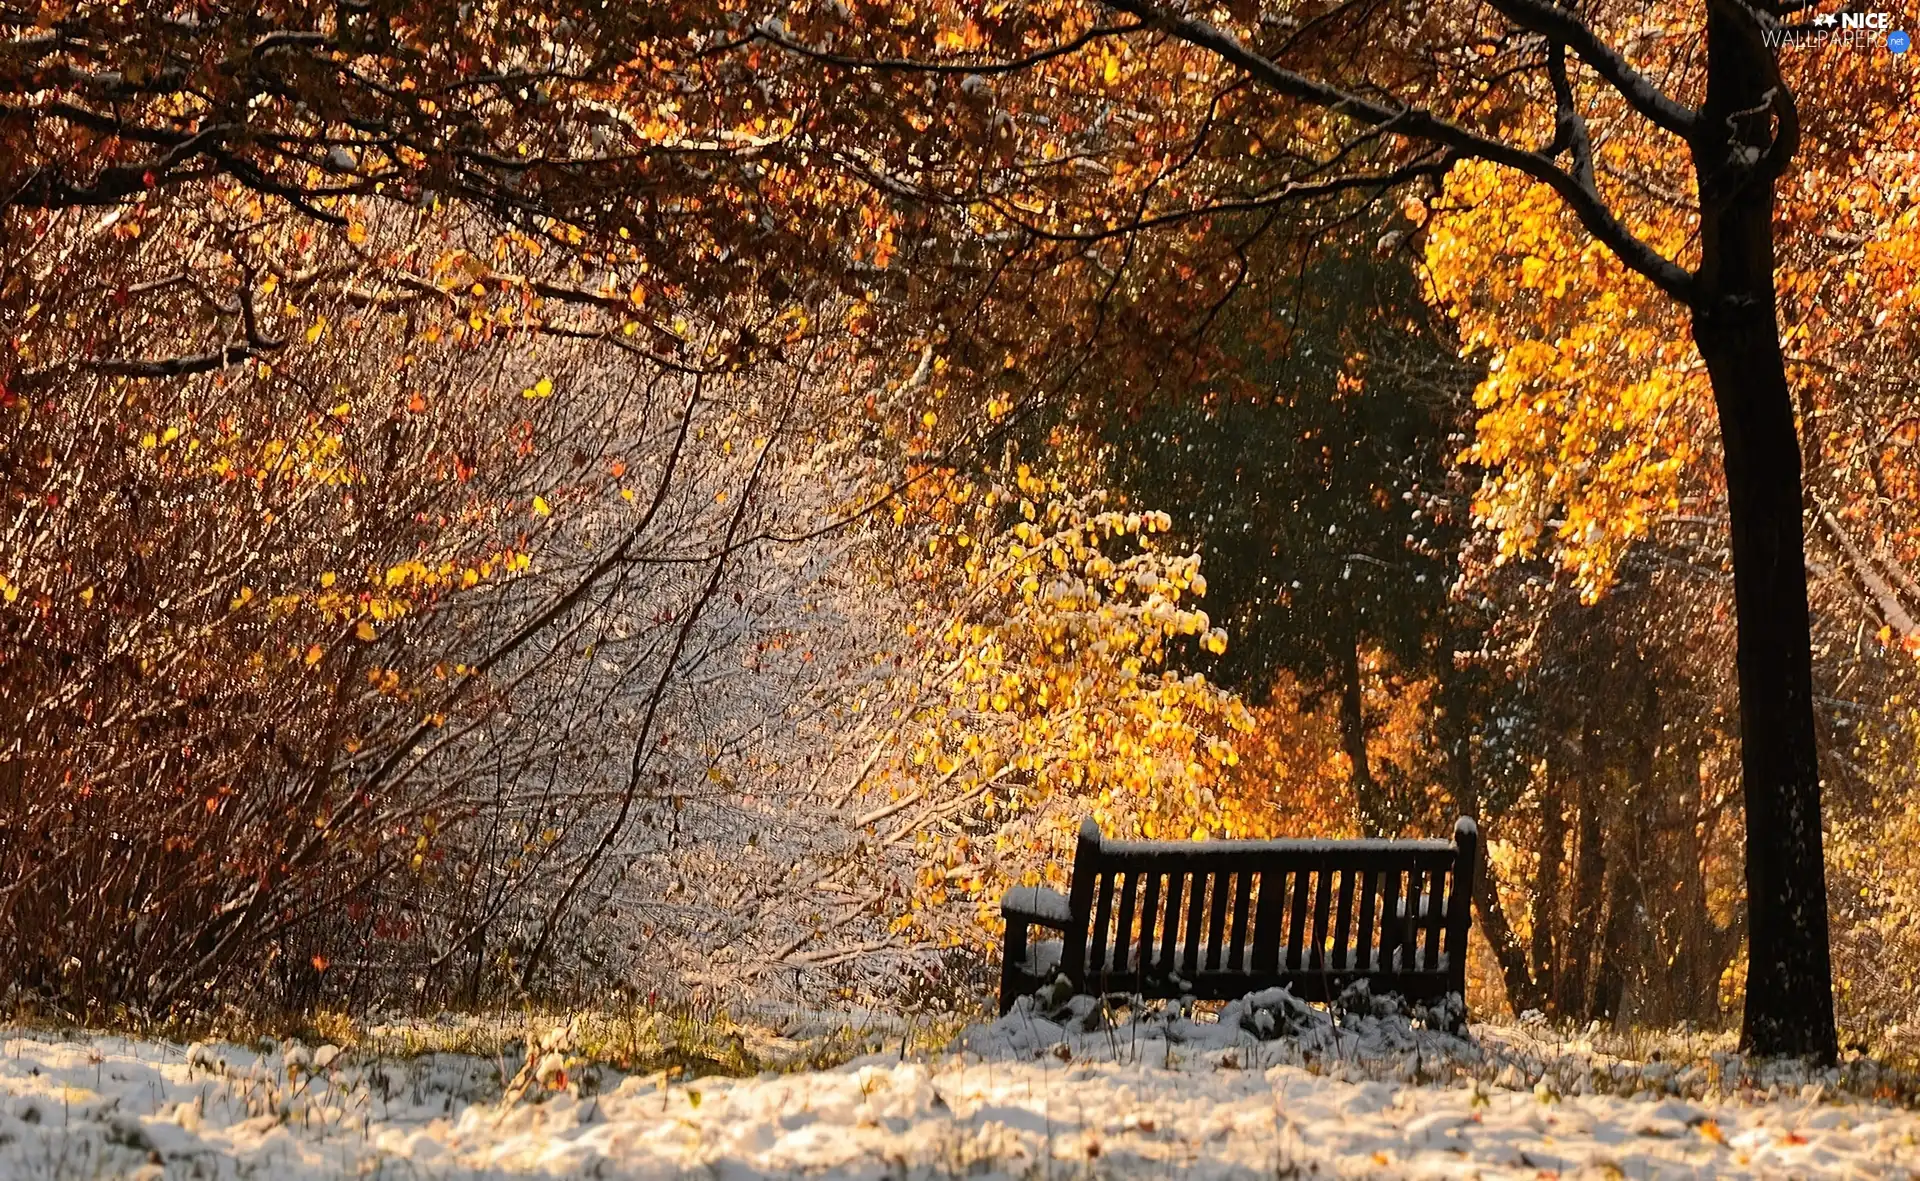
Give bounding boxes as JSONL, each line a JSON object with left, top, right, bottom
{"left": 2, "top": 994, "right": 1916, "bottom": 1179}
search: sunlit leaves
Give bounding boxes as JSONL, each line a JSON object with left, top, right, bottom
{"left": 1427, "top": 158, "right": 1705, "bottom": 602}
{"left": 874, "top": 461, "right": 1266, "bottom": 943}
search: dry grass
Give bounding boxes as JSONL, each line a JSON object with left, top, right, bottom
{"left": 0, "top": 994, "right": 974, "bottom": 1086}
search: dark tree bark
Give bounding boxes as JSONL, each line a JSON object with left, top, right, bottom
{"left": 1560, "top": 745, "right": 1607, "bottom": 1018}
{"left": 1529, "top": 770, "right": 1563, "bottom": 1008}
{"left": 1439, "top": 649, "right": 1543, "bottom": 1014}
{"left": 1665, "top": 736, "right": 1736, "bottom": 1027}
{"left": 1591, "top": 858, "right": 1633, "bottom": 1024}
{"left": 1337, "top": 608, "right": 1389, "bottom": 833}
{"left": 1686, "top": 5, "right": 1838, "bottom": 1063}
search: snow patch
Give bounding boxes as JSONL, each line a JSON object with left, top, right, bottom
{"left": 0, "top": 1016, "right": 1915, "bottom": 1178}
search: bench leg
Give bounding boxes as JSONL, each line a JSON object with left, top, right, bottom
{"left": 999, "top": 917, "right": 1031, "bottom": 1015}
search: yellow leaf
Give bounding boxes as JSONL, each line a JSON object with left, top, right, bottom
{"left": 347, "top": 221, "right": 368, "bottom": 245}
{"left": 532, "top": 495, "right": 552, "bottom": 516}
{"left": 304, "top": 644, "right": 325, "bottom": 665}
{"left": 306, "top": 316, "right": 327, "bottom": 344}
{"left": 320, "top": 571, "right": 337, "bottom": 588}
{"left": 524, "top": 377, "right": 555, "bottom": 399}
{"left": 355, "top": 621, "right": 377, "bottom": 642}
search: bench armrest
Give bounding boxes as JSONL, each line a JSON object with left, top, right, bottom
{"left": 1002, "top": 885, "right": 1073, "bottom": 929}
{"left": 1000, "top": 885, "right": 1073, "bottom": 1015}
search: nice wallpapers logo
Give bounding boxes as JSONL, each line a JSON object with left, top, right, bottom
{"left": 1766, "top": 9, "right": 1911, "bottom": 52}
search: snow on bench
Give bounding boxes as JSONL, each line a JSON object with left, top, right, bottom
{"left": 999, "top": 816, "right": 1478, "bottom": 1025}
{"left": 1001, "top": 886, "right": 1074, "bottom": 926}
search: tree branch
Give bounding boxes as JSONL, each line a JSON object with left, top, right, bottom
{"left": 744, "top": 20, "right": 1145, "bottom": 75}
{"left": 1100, "top": 0, "right": 1698, "bottom": 304}
{"left": 1482, "top": 0, "right": 1698, "bottom": 137}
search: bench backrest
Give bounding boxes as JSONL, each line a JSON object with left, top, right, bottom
{"left": 1058, "top": 817, "right": 1477, "bottom": 1003}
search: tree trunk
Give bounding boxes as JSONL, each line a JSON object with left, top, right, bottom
{"left": 1559, "top": 743, "right": 1606, "bottom": 1018}
{"left": 1667, "top": 736, "right": 1730, "bottom": 1027}
{"left": 1337, "top": 609, "right": 1388, "bottom": 833}
{"left": 1591, "top": 855, "right": 1633, "bottom": 1025}
{"left": 1686, "top": 6, "right": 1838, "bottom": 1063}
{"left": 1437, "top": 632, "right": 1542, "bottom": 1015}
{"left": 1530, "top": 770, "right": 1563, "bottom": 1009}
{"left": 1613, "top": 676, "right": 1661, "bottom": 1027}
{"left": 1693, "top": 308, "right": 1836, "bottom": 1060}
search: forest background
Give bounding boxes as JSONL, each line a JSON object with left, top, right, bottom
{"left": 3, "top": 0, "right": 1919, "bottom": 1064}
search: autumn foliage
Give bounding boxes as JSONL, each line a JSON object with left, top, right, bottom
{"left": 1, "top": 0, "right": 1919, "bottom": 1060}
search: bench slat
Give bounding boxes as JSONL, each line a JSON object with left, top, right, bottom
{"left": 1285, "top": 869, "right": 1310, "bottom": 970}
{"left": 1183, "top": 869, "right": 1208, "bottom": 978}
{"left": 1089, "top": 871, "right": 1116, "bottom": 972}
{"left": 1380, "top": 869, "right": 1402, "bottom": 971}
{"left": 1331, "top": 869, "right": 1355, "bottom": 970}
{"left": 1137, "top": 871, "right": 1162, "bottom": 983}
{"left": 1158, "top": 870, "right": 1186, "bottom": 976}
{"left": 1084, "top": 845, "right": 1455, "bottom": 876}
{"left": 1251, "top": 870, "right": 1285, "bottom": 973}
{"left": 1423, "top": 866, "right": 1446, "bottom": 972}
{"left": 1113, "top": 871, "right": 1140, "bottom": 977}
{"left": 1096, "top": 836, "right": 1454, "bottom": 858}
{"left": 1228, "top": 871, "right": 1252, "bottom": 971}
{"left": 1307, "top": 868, "right": 1332, "bottom": 970}
{"left": 1355, "top": 868, "right": 1377, "bottom": 971}
{"left": 1204, "top": 870, "right": 1229, "bottom": 971}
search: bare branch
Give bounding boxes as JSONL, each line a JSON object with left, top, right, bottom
{"left": 1820, "top": 508, "right": 1918, "bottom": 640}
{"left": 1545, "top": 42, "right": 1594, "bottom": 190}
{"left": 744, "top": 20, "right": 1145, "bottom": 75}
{"left": 1100, "top": 0, "right": 1699, "bottom": 303}
{"left": 1482, "top": 0, "right": 1698, "bottom": 137}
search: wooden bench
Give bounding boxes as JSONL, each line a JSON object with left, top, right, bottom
{"left": 999, "top": 816, "right": 1478, "bottom": 1018}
